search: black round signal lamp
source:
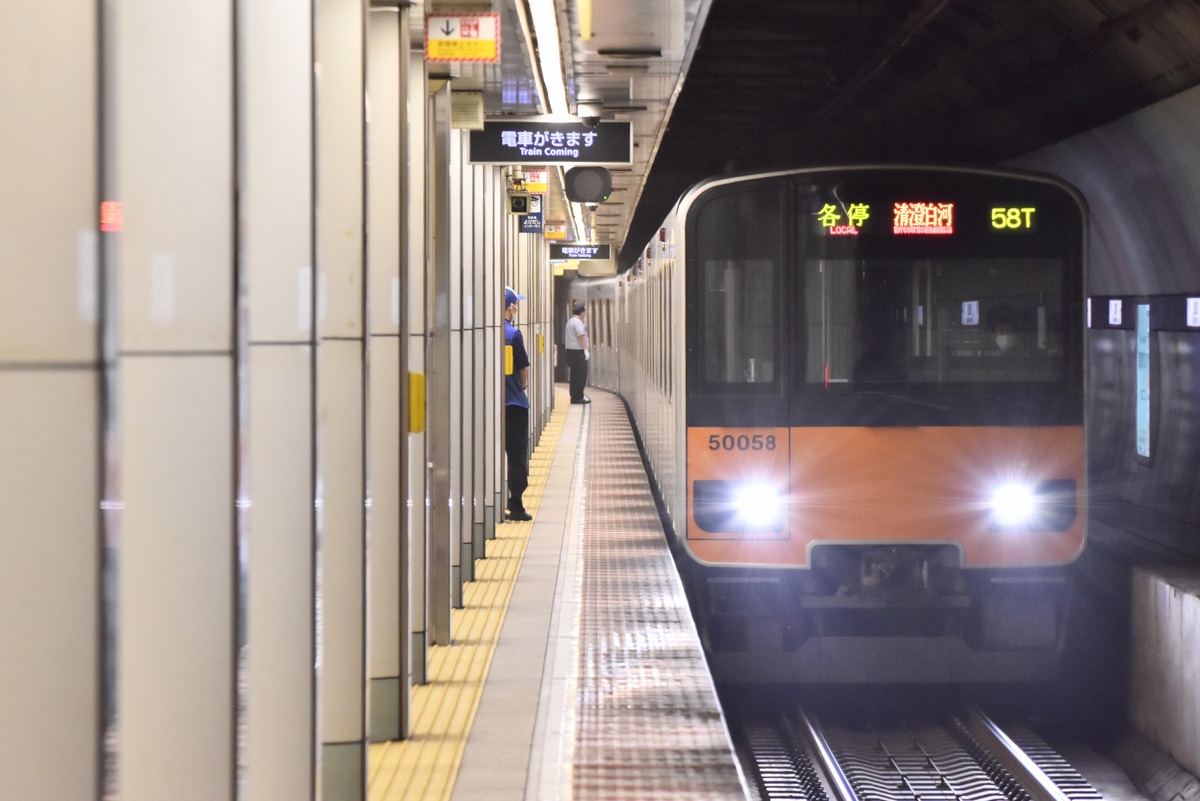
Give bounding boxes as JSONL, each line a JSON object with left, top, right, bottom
{"left": 564, "top": 167, "right": 612, "bottom": 203}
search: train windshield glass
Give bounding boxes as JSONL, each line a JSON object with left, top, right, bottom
{"left": 687, "top": 171, "right": 1082, "bottom": 402}
{"left": 694, "top": 182, "right": 785, "bottom": 389}
{"left": 805, "top": 257, "right": 1066, "bottom": 385}
{"left": 702, "top": 259, "right": 777, "bottom": 384}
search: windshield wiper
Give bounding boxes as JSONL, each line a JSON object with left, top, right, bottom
{"left": 861, "top": 391, "right": 950, "bottom": 412}
{"left": 958, "top": 390, "right": 1041, "bottom": 412}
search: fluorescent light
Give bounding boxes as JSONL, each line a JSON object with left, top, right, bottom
{"left": 528, "top": 0, "right": 570, "bottom": 115}
{"left": 579, "top": 0, "right": 593, "bottom": 40}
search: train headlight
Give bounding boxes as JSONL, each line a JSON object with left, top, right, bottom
{"left": 987, "top": 479, "right": 1078, "bottom": 531}
{"left": 733, "top": 482, "right": 784, "bottom": 529}
{"left": 989, "top": 482, "right": 1038, "bottom": 526}
{"left": 693, "top": 480, "right": 785, "bottom": 534}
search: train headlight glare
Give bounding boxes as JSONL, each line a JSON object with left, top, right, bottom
{"left": 734, "top": 483, "right": 783, "bottom": 528}
{"left": 693, "top": 479, "right": 786, "bottom": 534}
{"left": 990, "top": 482, "right": 1038, "bottom": 526}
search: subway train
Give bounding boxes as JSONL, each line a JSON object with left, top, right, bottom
{"left": 573, "top": 165, "right": 1089, "bottom": 684}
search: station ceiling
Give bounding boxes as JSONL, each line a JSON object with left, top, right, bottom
{"left": 448, "top": 0, "right": 1200, "bottom": 271}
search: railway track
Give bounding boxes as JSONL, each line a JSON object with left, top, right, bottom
{"left": 737, "top": 705, "right": 1105, "bottom": 801}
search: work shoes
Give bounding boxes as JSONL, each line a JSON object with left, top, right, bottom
{"left": 506, "top": 509, "right": 533, "bottom": 521}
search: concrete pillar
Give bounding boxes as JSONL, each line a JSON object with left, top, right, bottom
{"left": 406, "top": 46, "right": 430, "bottom": 685}
{"left": 0, "top": 6, "right": 102, "bottom": 800}
{"left": 428, "top": 82, "right": 453, "bottom": 644}
{"left": 469, "top": 164, "right": 490, "bottom": 558}
{"left": 367, "top": 5, "right": 410, "bottom": 743}
{"left": 241, "top": 0, "right": 319, "bottom": 797}
{"left": 450, "top": 131, "right": 472, "bottom": 584}
{"left": 488, "top": 174, "right": 504, "bottom": 540}
{"left": 109, "top": 2, "right": 238, "bottom": 799}
{"left": 316, "top": 0, "right": 368, "bottom": 795}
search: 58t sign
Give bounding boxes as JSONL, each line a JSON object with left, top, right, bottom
{"left": 990, "top": 206, "right": 1037, "bottom": 231}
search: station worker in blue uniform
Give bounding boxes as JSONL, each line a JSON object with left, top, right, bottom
{"left": 503, "top": 286, "right": 533, "bottom": 521}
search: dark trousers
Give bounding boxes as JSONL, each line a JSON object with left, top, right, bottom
{"left": 504, "top": 404, "right": 529, "bottom": 514}
{"left": 565, "top": 348, "right": 589, "bottom": 401}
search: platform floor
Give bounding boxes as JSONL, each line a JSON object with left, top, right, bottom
{"left": 368, "top": 387, "right": 748, "bottom": 801}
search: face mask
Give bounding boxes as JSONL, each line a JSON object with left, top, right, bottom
{"left": 995, "top": 333, "right": 1015, "bottom": 350}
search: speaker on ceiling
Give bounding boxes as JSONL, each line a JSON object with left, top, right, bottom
{"left": 564, "top": 167, "right": 612, "bottom": 203}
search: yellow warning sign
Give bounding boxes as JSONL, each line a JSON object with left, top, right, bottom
{"left": 524, "top": 169, "right": 548, "bottom": 194}
{"left": 425, "top": 14, "right": 500, "bottom": 63}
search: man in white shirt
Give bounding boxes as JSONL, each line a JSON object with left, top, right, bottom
{"left": 563, "top": 300, "right": 590, "bottom": 404}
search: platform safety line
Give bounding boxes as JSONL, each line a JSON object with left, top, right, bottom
{"left": 368, "top": 391, "right": 571, "bottom": 801}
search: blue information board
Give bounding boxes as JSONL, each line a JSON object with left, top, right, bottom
{"left": 519, "top": 212, "right": 543, "bottom": 234}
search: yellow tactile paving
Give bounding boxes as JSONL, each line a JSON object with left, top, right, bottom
{"left": 368, "top": 393, "right": 570, "bottom": 801}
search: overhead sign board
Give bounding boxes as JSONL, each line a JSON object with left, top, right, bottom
{"left": 550, "top": 243, "right": 611, "bottom": 260}
{"left": 469, "top": 120, "right": 632, "bottom": 165}
{"left": 424, "top": 14, "right": 500, "bottom": 63}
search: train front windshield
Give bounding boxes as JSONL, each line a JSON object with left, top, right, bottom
{"left": 688, "top": 170, "right": 1085, "bottom": 425}
{"left": 803, "top": 257, "right": 1066, "bottom": 385}
{"left": 702, "top": 256, "right": 1067, "bottom": 386}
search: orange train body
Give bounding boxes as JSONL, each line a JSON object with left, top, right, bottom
{"left": 685, "top": 426, "right": 1085, "bottom": 569}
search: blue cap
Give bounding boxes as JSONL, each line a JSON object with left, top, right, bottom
{"left": 505, "top": 286, "right": 525, "bottom": 306}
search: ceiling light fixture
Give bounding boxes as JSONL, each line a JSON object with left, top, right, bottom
{"left": 604, "top": 64, "right": 649, "bottom": 74}
{"left": 579, "top": 0, "right": 593, "bottom": 41}
{"left": 598, "top": 47, "right": 662, "bottom": 59}
{"left": 528, "top": 0, "right": 570, "bottom": 115}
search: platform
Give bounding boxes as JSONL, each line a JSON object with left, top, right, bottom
{"left": 368, "top": 388, "right": 749, "bottom": 801}
{"left": 1129, "top": 564, "right": 1200, "bottom": 781}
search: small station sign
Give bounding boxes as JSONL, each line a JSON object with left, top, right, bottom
{"left": 425, "top": 13, "right": 500, "bottom": 63}
{"left": 550, "top": 243, "right": 611, "bottom": 260}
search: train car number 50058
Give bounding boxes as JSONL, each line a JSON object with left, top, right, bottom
{"left": 708, "top": 434, "right": 777, "bottom": 451}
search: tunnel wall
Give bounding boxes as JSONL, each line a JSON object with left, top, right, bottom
{"left": 1012, "top": 85, "right": 1200, "bottom": 560}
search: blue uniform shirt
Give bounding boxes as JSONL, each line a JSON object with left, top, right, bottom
{"left": 505, "top": 320, "right": 530, "bottom": 408}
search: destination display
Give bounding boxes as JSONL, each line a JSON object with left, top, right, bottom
{"left": 813, "top": 198, "right": 1040, "bottom": 237}
{"left": 893, "top": 201, "right": 954, "bottom": 235}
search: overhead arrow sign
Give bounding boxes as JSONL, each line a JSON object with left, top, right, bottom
{"left": 425, "top": 14, "right": 500, "bottom": 63}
